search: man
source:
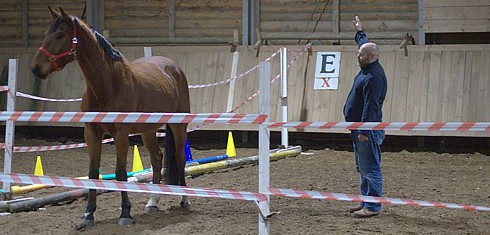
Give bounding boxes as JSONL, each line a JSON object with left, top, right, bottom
{"left": 344, "top": 16, "right": 388, "bottom": 218}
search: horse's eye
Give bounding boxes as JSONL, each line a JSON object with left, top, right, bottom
{"left": 56, "top": 33, "right": 64, "bottom": 39}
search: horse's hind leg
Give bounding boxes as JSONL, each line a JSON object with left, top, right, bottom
{"left": 141, "top": 132, "right": 164, "bottom": 213}
{"left": 113, "top": 131, "right": 133, "bottom": 226}
{"left": 168, "top": 123, "right": 191, "bottom": 208}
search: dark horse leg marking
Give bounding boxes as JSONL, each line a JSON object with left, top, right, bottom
{"left": 74, "top": 124, "right": 102, "bottom": 230}
{"left": 113, "top": 130, "right": 133, "bottom": 226}
{"left": 167, "top": 124, "right": 191, "bottom": 208}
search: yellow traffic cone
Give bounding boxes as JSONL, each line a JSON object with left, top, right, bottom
{"left": 132, "top": 145, "right": 144, "bottom": 172}
{"left": 34, "top": 156, "right": 44, "bottom": 176}
{"left": 226, "top": 131, "right": 236, "bottom": 157}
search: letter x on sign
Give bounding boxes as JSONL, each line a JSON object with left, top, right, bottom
{"left": 321, "top": 78, "right": 331, "bottom": 87}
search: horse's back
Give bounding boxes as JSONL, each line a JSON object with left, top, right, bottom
{"left": 132, "top": 56, "right": 190, "bottom": 113}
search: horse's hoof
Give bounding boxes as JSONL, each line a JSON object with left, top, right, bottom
{"left": 144, "top": 205, "right": 159, "bottom": 213}
{"left": 118, "top": 218, "right": 133, "bottom": 227}
{"left": 74, "top": 219, "right": 94, "bottom": 230}
{"left": 180, "top": 201, "right": 191, "bottom": 209}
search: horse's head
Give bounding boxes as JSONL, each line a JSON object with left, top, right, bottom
{"left": 31, "top": 6, "right": 78, "bottom": 79}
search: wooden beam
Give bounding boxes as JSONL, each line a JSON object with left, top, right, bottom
{"left": 261, "top": 32, "right": 405, "bottom": 40}
{"left": 168, "top": 0, "right": 176, "bottom": 38}
{"left": 21, "top": 0, "right": 29, "bottom": 47}
{"left": 109, "top": 37, "right": 232, "bottom": 45}
{"left": 332, "top": 0, "right": 340, "bottom": 44}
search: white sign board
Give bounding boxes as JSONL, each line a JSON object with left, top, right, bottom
{"left": 314, "top": 52, "right": 341, "bottom": 90}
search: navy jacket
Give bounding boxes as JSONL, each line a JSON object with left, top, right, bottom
{"left": 343, "top": 31, "right": 387, "bottom": 135}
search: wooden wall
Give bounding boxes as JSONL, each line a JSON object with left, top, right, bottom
{"left": 0, "top": 0, "right": 420, "bottom": 47}
{"left": 260, "top": 0, "right": 419, "bottom": 45}
{"left": 1, "top": 44, "right": 489, "bottom": 136}
{"left": 423, "top": 0, "right": 490, "bottom": 33}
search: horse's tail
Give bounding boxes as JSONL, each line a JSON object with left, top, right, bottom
{"left": 163, "top": 125, "right": 179, "bottom": 185}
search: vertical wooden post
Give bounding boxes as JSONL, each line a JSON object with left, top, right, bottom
{"left": 2, "top": 59, "right": 18, "bottom": 200}
{"left": 418, "top": 0, "right": 425, "bottom": 45}
{"left": 21, "top": 0, "right": 29, "bottom": 47}
{"left": 258, "top": 61, "right": 270, "bottom": 235}
{"left": 242, "top": 0, "right": 250, "bottom": 45}
{"left": 86, "top": 0, "right": 103, "bottom": 31}
{"left": 332, "top": 0, "right": 340, "bottom": 44}
{"left": 168, "top": 0, "right": 176, "bottom": 38}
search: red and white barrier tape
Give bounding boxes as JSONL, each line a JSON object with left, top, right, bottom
{"left": 0, "top": 86, "right": 8, "bottom": 92}
{"left": 0, "top": 111, "right": 267, "bottom": 124}
{"left": 230, "top": 45, "right": 310, "bottom": 113}
{"left": 266, "top": 122, "right": 490, "bottom": 132}
{"left": 267, "top": 188, "right": 490, "bottom": 212}
{"left": 0, "top": 173, "right": 266, "bottom": 202}
{"left": 188, "top": 48, "right": 281, "bottom": 89}
{"left": 0, "top": 46, "right": 311, "bottom": 152}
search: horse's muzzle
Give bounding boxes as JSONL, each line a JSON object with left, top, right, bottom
{"left": 31, "top": 65, "right": 47, "bottom": 79}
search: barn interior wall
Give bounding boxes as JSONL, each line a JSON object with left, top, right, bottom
{"left": 0, "top": 0, "right": 489, "bottom": 137}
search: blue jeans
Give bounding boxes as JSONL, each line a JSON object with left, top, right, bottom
{"left": 351, "top": 130, "right": 385, "bottom": 212}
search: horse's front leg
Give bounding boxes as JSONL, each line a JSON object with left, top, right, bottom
{"left": 113, "top": 130, "right": 133, "bottom": 226}
{"left": 75, "top": 125, "right": 103, "bottom": 230}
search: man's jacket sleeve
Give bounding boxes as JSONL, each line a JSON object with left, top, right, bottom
{"left": 355, "top": 31, "right": 369, "bottom": 48}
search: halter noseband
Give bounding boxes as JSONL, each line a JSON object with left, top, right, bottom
{"left": 38, "top": 17, "right": 78, "bottom": 71}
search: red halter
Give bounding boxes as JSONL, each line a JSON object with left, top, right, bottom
{"left": 38, "top": 17, "right": 78, "bottom": 71}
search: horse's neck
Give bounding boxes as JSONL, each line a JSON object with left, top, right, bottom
{"left": 75, "top": 30, "right": 129, "bottom": 103}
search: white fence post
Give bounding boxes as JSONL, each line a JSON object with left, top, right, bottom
{"left": 144, "top": 47, "right": 153, "bottom": 57}
{"left": 2, "top": 59, "right": 18, "bottom": 199}
{"left": 258, "top": 61, "right": 271, "bottom": 235}
{"left": 280, "top": 47, "right": 288, "bottom": 147}
{"left": 226, "top": 51, "right": 240, "bottom": 112}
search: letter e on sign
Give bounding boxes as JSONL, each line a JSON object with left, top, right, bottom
{"left": 314, "top": 52, "right": 341, "bottom": 90}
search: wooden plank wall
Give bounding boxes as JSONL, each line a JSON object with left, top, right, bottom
{"left": 104, "top": 0, "right": 241, "bottom": 39}
{"left": 1, "top": 44, "right": 489, "bottom": 136}
{"left": 0, "top": 0, "right": 85, "bottom": 47}
{"left": 424, "top": 0, "right": 490, "bottom": 33}
{"left": 0, "top": 0, "right": 419, "bottom": 47}
{"left": 260, "top": 0, "right": 419, "bottom": 45}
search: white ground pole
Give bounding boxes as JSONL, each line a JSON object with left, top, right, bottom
{"left": 226, "top": 51, "right": 239, "bottom": 112}
{"left": 258, "top": 61, "right": 271, "bottom": 235}
{"left": 2, "top": 59, "right": 18, "bottom": 199}
{"left": 280, "top": 47, "right": 288, "bottom": 147}
{"left": 144, "top": 47, "right": 152, "bottom": 57}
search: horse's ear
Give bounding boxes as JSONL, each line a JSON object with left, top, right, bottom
{"left": 58, "top": 6, "right": 70, "bottom": 18}
{"left": 48, "top": 6, "right": 60, "bottom": 19}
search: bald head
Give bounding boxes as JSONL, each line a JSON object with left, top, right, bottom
{"left": 357, "top": 42, "right": 380, "bottom": 68}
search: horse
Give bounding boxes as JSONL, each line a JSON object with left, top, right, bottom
{"left": 31, "top": 6, "right": 191, "bottom": 229}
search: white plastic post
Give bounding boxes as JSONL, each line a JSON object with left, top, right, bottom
{"left": 2, "top": 59, "right": 18, "bottom": 199}
{"left": 258, "top": 61, "right": 270, "bottom": 235}
{"left": 144, "top": 47, "right": 152, "bottom": 57}
{"left": 226, "top": 51, "right": 239, "bottom": 112}
{"left": 280, "top": 47, "right": 289, "bottom": 147}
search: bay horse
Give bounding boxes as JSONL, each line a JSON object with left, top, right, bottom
{"left": 31, "top": 6, "right": 191, "bottom": 229}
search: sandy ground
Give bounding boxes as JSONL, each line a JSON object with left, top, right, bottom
{"left": 0, "top": 136, "right": 488, "bottom": 235}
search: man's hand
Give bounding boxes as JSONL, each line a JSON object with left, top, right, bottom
{"left": 353, "top": 15, "right": 363, "bottom": 32}
{"left": 358, "top": 133, "right": 368, "bottom": 142}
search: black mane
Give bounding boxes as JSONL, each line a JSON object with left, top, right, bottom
{"left": 91, "top": 28, "right": 123, "bottom": 61}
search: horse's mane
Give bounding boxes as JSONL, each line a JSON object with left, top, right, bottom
{"left": 90, "top": 28, "right": 123, "bottom": 61}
